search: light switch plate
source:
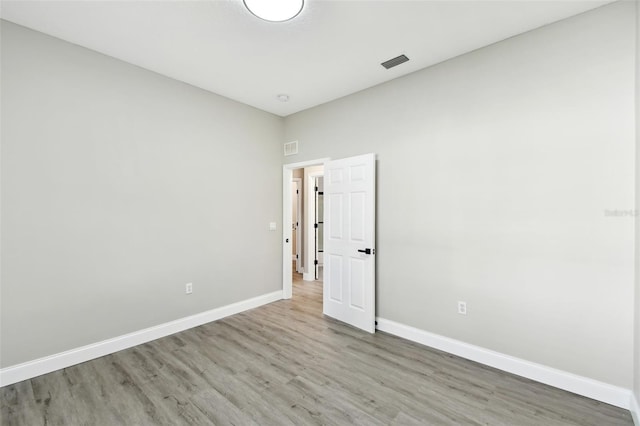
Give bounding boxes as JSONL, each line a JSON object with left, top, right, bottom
{"left": 269, "top": 222, "right": 277, "bottom": 231}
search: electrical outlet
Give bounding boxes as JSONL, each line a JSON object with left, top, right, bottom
{"left": 457, "top": 301, "right": 467, "bottom": 315}
{"left": 185, "top": 283, "right": 193, "bottom": 295}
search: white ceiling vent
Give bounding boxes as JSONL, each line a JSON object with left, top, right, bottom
{"left": 284, "top": 140, "right": 298, "bottom": 156}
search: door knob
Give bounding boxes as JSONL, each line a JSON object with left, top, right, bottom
{"left": 358, "top": 248, "right": 372, "bottom": 255}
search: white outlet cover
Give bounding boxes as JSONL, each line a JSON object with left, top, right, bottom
{"left": 269, "top": 222, "right": 277, "bottom": 231}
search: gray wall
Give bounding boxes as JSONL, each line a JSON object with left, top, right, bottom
{"left": 285, "top": 2, "right": 635, "bottom": 388}
{"left": 1, "top": 2, "right": 636, "bottom": 393}
{"left": 1, "top": 21, "right": 284, "bottom": 367}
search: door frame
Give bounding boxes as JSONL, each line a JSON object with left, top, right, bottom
{"left": 282, "top": 158, "right": 330, "bottom": 299}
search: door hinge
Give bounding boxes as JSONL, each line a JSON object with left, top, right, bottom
{"left": 296, "top": 189, "right": 299, "bottom": 194}
{"left": 314, "top": 223, "right": 318, "bottom": 229}
{"left": 314, "top": 260, "right": 318, "bottom": 265}
{"left": 315, "top": 186, "right": 318, "bottom": 192}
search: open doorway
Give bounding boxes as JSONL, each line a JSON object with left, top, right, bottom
{"left": 293, "top": 167, "right": 324, "bottom": 287}
{"left": 283, "top": 154, "right": 377, "bottom": 333}
{"left": 282, "top": 159, "right": 329, "bottom": 299}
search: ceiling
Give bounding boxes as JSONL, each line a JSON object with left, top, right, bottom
{"left": 1, "top": 0, "right": 613, "bottom": 116}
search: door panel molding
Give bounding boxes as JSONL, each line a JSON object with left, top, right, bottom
{"left": 323, "top": 153, "right": 376, "bottom": 333}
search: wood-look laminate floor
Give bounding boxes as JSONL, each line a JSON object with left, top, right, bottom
{"left": 1, "top": 275, "right": 633, "bottom": 426}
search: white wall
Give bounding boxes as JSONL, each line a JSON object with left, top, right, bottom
{"left": 1, "top": 21, "right": 284, "bottom": 367}
{"left": 285, "top": 2, "right": 635, "bottom": 388}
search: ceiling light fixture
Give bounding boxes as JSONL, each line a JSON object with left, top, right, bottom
{"left": 243, "top": 0, "right": 304, "bottom": 22}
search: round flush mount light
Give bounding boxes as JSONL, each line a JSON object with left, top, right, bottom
{"left": 243, "top": 0, "right": 304, "bottom": 22}
{"left": 277, "top": 94, "right": 290, "bottom": 102}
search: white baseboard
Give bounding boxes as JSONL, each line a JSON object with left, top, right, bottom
{"left": 0, "top": 290, "right": 283, "bottom": 387}
{"left": 631, "top": 392, "right": 640, "bottom": 426}
{"left": 376, "top": 317, "right": 632, "bottom": 410}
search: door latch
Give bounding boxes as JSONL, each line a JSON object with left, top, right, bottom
{"left": 357, "top": 248, "right": 373, "bottom": 255}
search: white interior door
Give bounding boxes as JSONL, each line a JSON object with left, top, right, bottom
{"left": 292, "top": 179, "right": 302, "bottom": 273}
{"left": 323, "top": 153, "right": 376, "bottom": 333}
{"left": 315, "top": 176, "right": 324, "bottom": 280}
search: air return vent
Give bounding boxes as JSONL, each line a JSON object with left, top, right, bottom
{"left": 381, "top": 54, "right": 409, "bottom": 69}
{"left": 284, "top": 140, "right": 298, "bottom": 156}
